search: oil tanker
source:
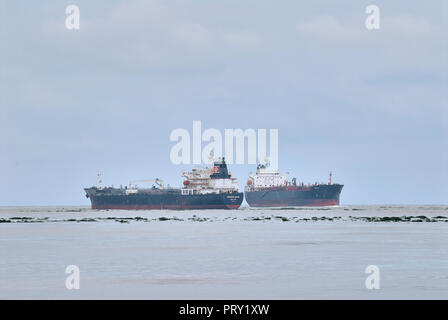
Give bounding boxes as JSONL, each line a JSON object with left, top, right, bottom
{"left": 84, "top": 158, "right": 243, "bottom": 210}
{"left": 245, "top": 162, "right": 343, "bottom": 207}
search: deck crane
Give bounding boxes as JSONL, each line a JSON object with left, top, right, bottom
{"left": 128, "top": 178, "right": 164, "bottom": 189}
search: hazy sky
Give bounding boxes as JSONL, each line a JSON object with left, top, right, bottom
{"left": 1, "top": 1, "right": 447, "bottom": 205}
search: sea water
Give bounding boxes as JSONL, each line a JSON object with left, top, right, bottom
{"left": 1, "top": 205, "right": 447, "bottom": 299}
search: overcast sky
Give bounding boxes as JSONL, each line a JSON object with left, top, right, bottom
{"left": 1, "top": 1, "right": 447, "bottom": 205}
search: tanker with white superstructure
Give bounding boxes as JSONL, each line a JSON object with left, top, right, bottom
{"left": 245, "top": 161, "right": 343, "bottom": 207}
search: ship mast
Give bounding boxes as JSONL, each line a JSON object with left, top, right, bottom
{"left": 97, "top": 172, "right": 103, "bottom": 190}
{"left": 329, "top": 171, "right": 332, "bottom": 185}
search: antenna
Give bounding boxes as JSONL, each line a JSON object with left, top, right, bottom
{"left": 208, "top": 152, "right": 214, "bottom": 165}
{"left": 264, "top": 157, "right": 270, "bottom": 167}
{"left": 97, "top": 172, "right": 103, "bottom": 190}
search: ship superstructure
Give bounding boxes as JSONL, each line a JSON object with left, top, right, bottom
{"left": 181, "top": 157, "right": 239, "bottom": 195}
{"left": 246, "top": 162, "right": 290, "bottom": 190}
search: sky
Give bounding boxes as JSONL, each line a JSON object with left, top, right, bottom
{"left": 0, "top": 0, "right": 447, "bottom": 205}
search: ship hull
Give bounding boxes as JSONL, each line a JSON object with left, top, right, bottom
{"left": 245, "top": 184, "right": 343, "bottom": 207}
{"left": 85, "top": 188, "right": 243, "bottom": 210}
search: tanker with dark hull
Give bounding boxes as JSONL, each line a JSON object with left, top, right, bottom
{"left": 85, "top": 158, "right": 243, "bottom": 210}
{"left": 245, "top": 162, "right": 343, "bottom": 207}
